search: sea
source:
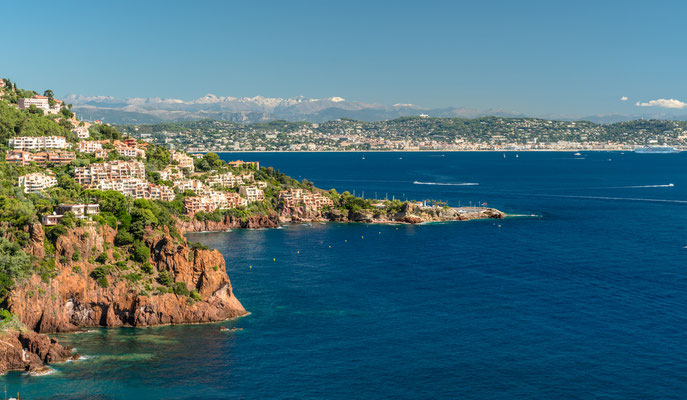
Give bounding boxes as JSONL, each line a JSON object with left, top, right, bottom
{"left": 3, "top": 151, "right": 687, "bottom": 399}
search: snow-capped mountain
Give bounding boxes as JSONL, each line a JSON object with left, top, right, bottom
{"left": 65, "top": 93, "right": 527, "bottom": 124}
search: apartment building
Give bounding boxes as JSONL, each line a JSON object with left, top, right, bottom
{"left": 5, "top": 150, "right": 75, "bottom": 166}
{"left": 72, "top": 126, "right": 90, "bottom": 139}
{"left": 239, "top": 186, "right": 264, "bottom": 203}
{"left": 77, "top": 141, "right": 103, "bottom": 153}
{"left": 9, "top": 136, "right": 68, "bottom": 151}
{"left": 94, "top": 178, "right": 174, "bottom": 201}
{"left": 18, "top": 172, "right": 58, "bottom": 194}
{"left": 279, "top": 188, "right": 334, "bottom": 209}
{"left": 17, "top": 96, "right": 62, "bottom": 114}
{"left": 116, "top": 146, "right": 146, "bottom": 158}
{"left": 184, "top": 191, "right": 247, "bottom": 215}
{"left": 74, "top": 160, "right": 146, "bottom": 185}
{"left": 171, "top": 150, "right": 195, "bottom": 172}
{"left": 206, "top": 172, "right": 254, "bottom": 188}
{"left": 173, "top": 179, "right": 211, "bottom": 195}
{"left": 158, "top": 165, "right": 185, "bottom": 181}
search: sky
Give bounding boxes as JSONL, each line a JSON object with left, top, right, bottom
{"left": 3, "top": 0, "right": 687, "bottom": 117}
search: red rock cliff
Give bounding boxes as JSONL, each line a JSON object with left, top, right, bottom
{"left": 9, "top": 223, "right": 246, "bottom": 334}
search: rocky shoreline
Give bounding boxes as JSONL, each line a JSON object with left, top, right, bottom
{"left": 180, "top": 204, "right": 505, "bottom": 233}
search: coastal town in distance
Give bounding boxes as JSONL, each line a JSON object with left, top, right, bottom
{"left": 118, "top": 116, "right": 687, "bottom": 153}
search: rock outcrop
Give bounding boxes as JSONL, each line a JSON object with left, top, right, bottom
{"left": 0, "top": 330, "right": 75, "bottom": 374}
{"left": 180, "top": 213, "right": 280, "bottom": 232}
{"left": 9, "top": 224, "right": 246, "bottom": 334}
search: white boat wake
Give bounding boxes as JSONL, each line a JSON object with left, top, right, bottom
{"left": 413, "top": 181, "right": 479, "bottom": 186}
{"left": 611, "top": 183, "right": 674, "bottom": 188}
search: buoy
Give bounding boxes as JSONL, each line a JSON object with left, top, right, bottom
{"left": 362, "top": 236, "right": 364, "bottom": 239}
{"left": 345, "top": 240, "right": 347, "bottom": 243}
{"left": 273, "top": 258, "right": 276, "bottom": 262}
{"left": 378, "top": 232, "right": 381, "bottom": 234}
{"left": 297, "top": 250, "right": 300, "bottom": 254}
{"left": 249, "top": 265, "right": 252, "bottom": 269}
{"left": 328, "top": 245, "right": 331, "bottom": 248}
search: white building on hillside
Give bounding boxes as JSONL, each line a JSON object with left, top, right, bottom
{"left": 9, "top": 136, "right": 68, "bottom": 151}
{"left": 17, "top": 95, "right": 62, "bottom": 114}
{"left": 18, "top": 172, "right": 58, "bottom": 194}
{"left": 239, "top": 186, "right": 264, "bottom": 203}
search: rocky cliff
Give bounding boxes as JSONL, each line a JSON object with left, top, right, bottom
{"left": 180, "top": 212, "right": 281, "bottom": 232}
{"left": 9, "top": 224, "right": 246, "bottom": 334}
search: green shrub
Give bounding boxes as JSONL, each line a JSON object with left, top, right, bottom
{"left": 114, "top": 230, "right": 134, "bottom": 246}
{"left": 131, "top": 241, "right": 150, "bottom": 263}
{"left": 96, "top": 252, "right": 108, "bottom": 264}
{"left": 141, "top": 262, "right": 154, "bottom": 274}
{"left": 173, "top": 282, "right": 189, "bottom": 296}
{"left": 90, "top": 265, "right": 110, "bottom": 288}
{"left": 124, "top": 272, "right": 142, "bottom": 282}
{"left": 96, "top": 276, "right": 108, "bottom": 288}
{"left": 157, "top": 271, "right": 173, "bottom": 286}
{"left": 190, "top": 290, "right": 202, "bottom": 301}
{"left": 190, "top": 242, "right": 209, "bottom": 251}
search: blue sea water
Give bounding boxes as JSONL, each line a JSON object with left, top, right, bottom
{"left": 3, "top": 151, "right": 687, "bottom": 399}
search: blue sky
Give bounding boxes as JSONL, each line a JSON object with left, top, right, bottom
{"left": 3, "top": 0, "right": 687, "bottom": 116}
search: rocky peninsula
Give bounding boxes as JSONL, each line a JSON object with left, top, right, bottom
{"left": 180, "top": 203, "right": 505, "bottom": 232}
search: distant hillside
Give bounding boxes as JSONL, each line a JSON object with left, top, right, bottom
{"left": 118, "top": 116, "right": 687, "bottom": 152}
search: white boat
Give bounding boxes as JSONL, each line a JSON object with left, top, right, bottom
{"left": 573, "top": 152, "right": 581, "bottom": 156}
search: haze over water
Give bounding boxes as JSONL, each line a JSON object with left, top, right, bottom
{"left": 3, "top": 151, "right": 687, "bottom": 399}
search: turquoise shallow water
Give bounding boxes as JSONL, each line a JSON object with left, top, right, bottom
{"left": 3, "top": 151, "right": 687, "bottom": 399}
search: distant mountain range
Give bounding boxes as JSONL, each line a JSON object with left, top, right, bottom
{"left": 65, "top": 94, "right": 687, "bottom": 125}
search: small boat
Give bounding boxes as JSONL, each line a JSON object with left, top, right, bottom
{"left": 503, "top": 153, "right": 506, "bottom": 158}
{"left": 220, "top": 327, "right": 243, "bottom": 333}
{"left": 573, "top": 152, "right": 582, "bottom": 156}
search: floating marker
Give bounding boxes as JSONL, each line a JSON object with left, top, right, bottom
{"left": 328, "top": 245, "right": 331, "bottom": 248}
{"left": 362, "top": 236, "right": 364, "bottom": 239}
{"left": 344, "top": 240, "right": 347, "bottom": 243}
{"left": 379, "top": 232, "right": 381, "bottom": 234}
{"left": 249, "top": 265, "right": 252, "bottom": 269}
{"left": 273, "top": 258, "right": 276, "bottom": 262}
{"left": 297, "top": 250, "right": 300, "bottom": 254}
